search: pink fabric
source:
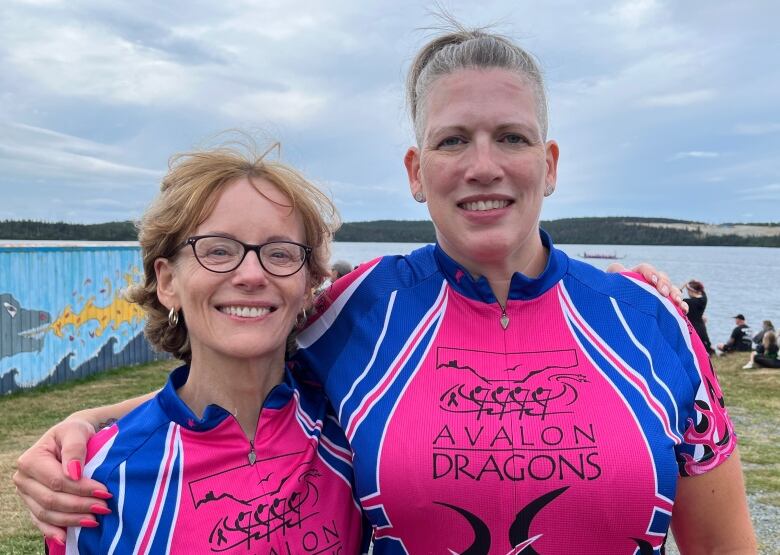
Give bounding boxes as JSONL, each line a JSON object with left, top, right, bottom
{"left": 369, "top": 288, "right": 670, "bottom": 553}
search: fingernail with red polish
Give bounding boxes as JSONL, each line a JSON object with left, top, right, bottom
{"left": 79, "top": 519, "right": 99, "bottom": 528}
{"left": 90, "top": 504, "right": 111, "bottom": 515}
{"left": 92, "top": 489, "right": 113, "bottom": 500}
{"left": 67, "top": 460, "right": 82, "bottom": 481}
{"left": 651, "top": 274, "right": 658, "bottom": 284}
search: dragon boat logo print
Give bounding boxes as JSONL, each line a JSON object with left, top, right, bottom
{"left": 188, "top": 451, "right": 344, "bottom": 553}
{"left": 436, "top": 347, "right": 586, "bottom": 420}
{"left": 431, "top": 346, "right": 601, "bottom": 483}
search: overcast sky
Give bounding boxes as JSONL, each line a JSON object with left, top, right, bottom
{"left": 1, "top": 0, "right": 778, "bottom": 224}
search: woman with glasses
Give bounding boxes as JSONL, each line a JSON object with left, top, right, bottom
{"left": 37, "top": 145, "right": 368, "bottom": 554}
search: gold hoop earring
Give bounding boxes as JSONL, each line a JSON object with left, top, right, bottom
{"left": 295, "top": 308, "right": 308, "bottom": 330}
{"left": 168, "top": 306, "right": 179, "bottom": 328}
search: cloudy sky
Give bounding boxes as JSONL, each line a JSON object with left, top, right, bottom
{"left": 1, "top": 0, "right": 778, "bottom": 224}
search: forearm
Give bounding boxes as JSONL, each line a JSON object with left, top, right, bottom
{"left": 70, "top": 391, "right": 158, "bottom": 430}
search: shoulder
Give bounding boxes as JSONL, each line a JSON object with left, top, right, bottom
{"left": 561, "top": 259, "right": 694, "bottom": 360}
{"left": 304, "top": 245, "right": 442, "bottom": 328}
{"left": 84, "top": 395, "right": 172, "bottom": 478}
{"left": 564, "top": 258, "right": 676, "bottom": 319}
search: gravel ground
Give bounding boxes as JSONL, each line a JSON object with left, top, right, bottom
{"left": 665, "top": 494, "right": 780, "bottom": 554}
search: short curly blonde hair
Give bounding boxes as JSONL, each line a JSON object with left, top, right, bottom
{"left": 126, "top": 141, "right": 339, "bottom": 362}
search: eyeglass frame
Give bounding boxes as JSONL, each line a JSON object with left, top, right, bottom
{"left": 179, "top": 234, "right": 313, "bottom": 277}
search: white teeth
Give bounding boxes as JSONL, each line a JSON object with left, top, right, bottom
{"left": 220, "top": 306, "right": 271, "bottom": 318}
{"left": 461, "top": 199, "right": 510, "bottom": 211}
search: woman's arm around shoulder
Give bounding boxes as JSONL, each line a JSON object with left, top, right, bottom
{"left": 13, "top": 391, "right": 156, "bottom": 544}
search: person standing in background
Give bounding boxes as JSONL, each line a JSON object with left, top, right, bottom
{"left": 681, "top": 280, "right": 713, "bottom": 354}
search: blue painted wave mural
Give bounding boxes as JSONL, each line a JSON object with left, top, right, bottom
{"left": 0, "top": 245, "right": 167, "bottom": 394}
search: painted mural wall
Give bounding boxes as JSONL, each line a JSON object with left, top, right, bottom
{"left": 0, "top": 245, "right": 167, "bottom": 394}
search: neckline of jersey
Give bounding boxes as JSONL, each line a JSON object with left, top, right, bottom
{"left": 157, "top": 364, "right": 297, "bottom": 432}
{"left": 432, "top": 228, "right": 569, "bottom": 303}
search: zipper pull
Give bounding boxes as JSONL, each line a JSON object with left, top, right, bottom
{"left": 500, "top": 308, "right": 509, "bottom": 330}
{"left": 248, "top": 440, "right": 256, "bottom": 465}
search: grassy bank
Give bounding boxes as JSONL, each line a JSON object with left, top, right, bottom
{"left": 0, "top": 356, "right": 777, "bottom": 552}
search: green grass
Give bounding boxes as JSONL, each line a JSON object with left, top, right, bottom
{"left": 0, "top": 356, "right": 777, "bottom": 552}
{"left": 714, "top": 355, "right": 780, "bottom": 506}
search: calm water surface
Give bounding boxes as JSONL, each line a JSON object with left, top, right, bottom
{"left": 4, "top": 240, "right": 774, "bottom": 347}
{"left": 331, "top": 242, "right": 779, "bottom": 346}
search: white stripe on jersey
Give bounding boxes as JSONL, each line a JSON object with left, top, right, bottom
{"left": 107, "top": 462, "right": 126, "bottom": 555}
{"left": 67, "top": 430, "right": 118, "bottom": 554}
{"left": 297, "top": 261, "right": 379, "bottom": 349}
{"left": 132, "top": 422, "right": 178, "bottom": 555}
{"left": 164, "top": 426, "right": 184, "bottom": 554}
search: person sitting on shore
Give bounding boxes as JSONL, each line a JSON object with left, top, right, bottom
{"left": 717, "top": 314, "right": 753, "bottom": 353}
{"left": 752, "top": 319, "right": 775, "bottom": 349}
{"left": 743, "top": 331, "right": 780, "bottom": 369}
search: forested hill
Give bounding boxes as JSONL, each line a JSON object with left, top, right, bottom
{"left": 0, "top": 220, "right": 137, "bottom": 241}
{"left": 1, "top": 217, "right": 779, "bottom": 247}
{"left": 333, "top": 217, "right": 780, "bottom": 247}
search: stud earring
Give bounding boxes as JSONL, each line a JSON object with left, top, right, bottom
{"left": 168, "top": 306, "right": 179, "bottom": 328}
{"left": 414, "top": 191, "right": 426, "bottom": 203}
{"left": 544, "top": 185, "right": 555, "bottom": 197}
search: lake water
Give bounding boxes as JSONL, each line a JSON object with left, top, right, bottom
{"left": 4, "top": 240, "right": 775, "bottom": 347}
{"left": 331, "top": 242, "right": 779, "bottom": 347}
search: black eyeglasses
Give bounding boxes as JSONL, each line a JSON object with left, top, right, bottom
{"left": 182, "top": 235, "right": 312, "bottom": 276}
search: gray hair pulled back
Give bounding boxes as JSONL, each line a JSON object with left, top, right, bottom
{"left": 406, "top": 22, "right": 548, "bottom": 144}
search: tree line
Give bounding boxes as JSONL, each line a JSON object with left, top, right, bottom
{"left": 2, "top": 217, "right": 779, "bottom": 247}
{"left": 0, "top": 220, "right": 137, "bottom": 241}
{"left": 334, "top": 217, "right": 780, "bottom": 247}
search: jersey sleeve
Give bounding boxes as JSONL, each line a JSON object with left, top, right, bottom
{"left": 667, "top": 300, "right": 737, "bottom": 476}
{"left": 294, "top": 256, "right": 385, "bottom": 386}
{"left": 615, "top": 271, "right": 737, "bottom": 477}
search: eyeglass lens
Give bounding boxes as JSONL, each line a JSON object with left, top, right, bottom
{"left": 192, "top": 236, "right": 306, "bottom": 275}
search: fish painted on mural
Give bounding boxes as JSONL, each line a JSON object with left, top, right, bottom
{"left": 0, "top": 293, "right": 51, "bottom": 360}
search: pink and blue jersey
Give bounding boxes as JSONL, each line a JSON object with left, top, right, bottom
{"left": 296, "top": 231, "right": 736, "bottom": 554}
{"left": 49, "top": 365, "right": 368, "bottom": 555}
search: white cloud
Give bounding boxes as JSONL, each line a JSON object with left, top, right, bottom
{"left": 640, "top": 89, "right": 715, "bottom": 107}
{"left": 221, "top": 90, "right": 328, "bottom": 126}
{"left": 741, "top": 183, "right": 780, "bottom": 201}
{"left": 734, "top": 122, "right": 780, "bottom": 136}
{"left": 672, "top": 151, "right": 720, "bottom": 160}
{"left": 0, "top": 121, "right": 160, "bottom": 184}
{"left": 1, "top": 1, "right": 779, "bottom": 223}
{"left": 5, "top": 22, "right": 201, "bottom": 106}
{"left": 607, "top": 0, "right": 661, "bottom": 28}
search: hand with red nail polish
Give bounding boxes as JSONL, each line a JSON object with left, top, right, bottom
{"left": 90, "top": 503, "right": 112, "bottom": 515}
{"left": 67, "top": 460, "right": 82, "bottom": 481}
{"left": 92, "top": 489, "right": 113, "bottom": 500}
{"left": 13, "top": 416, "right": 111, "bottom": 537}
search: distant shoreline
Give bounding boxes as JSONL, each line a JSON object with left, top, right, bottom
{"left": 1, "top": 217, "right": 779, "bottom": 247}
